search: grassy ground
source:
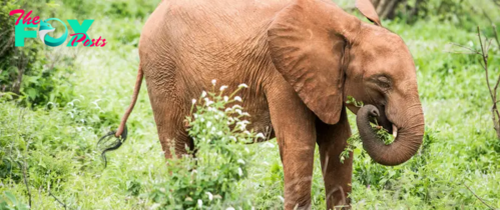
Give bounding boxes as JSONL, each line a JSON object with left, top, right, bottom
{"left": 1, "top": 0, "right": 500, "bottom": 209}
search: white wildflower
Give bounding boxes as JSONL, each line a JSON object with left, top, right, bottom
{"left": 206, "top": 121, "right": 212, "bottom": 128}
{"left": 198, "top": 199, "right": 203, "bottom": 208}
{"left": 220, "top": 85, "right": 228, "bottom": 91}
{"left": 192, "top": 99, "right": 197, "bottom": 104}
{"left": 226, "top": 207, "right": 235, "bottom": 210}
{"left": 237, "top": 159, "right": 246, "bottom": 164}
{"left": 224, "top": 96, "right": 229, "bottom": 102}
{"left": 238, "top": 167, "right": 243, "bottom": 176}
{"left": 212, "top": 79, "right": 217, "bottom": 86}
{"left": 234, "top": 96, "right": 242, "bottom": 102}
{"left": 238, "top": 83, "right": 248, "bottom": 88}
{"left": 256, "top": 133, "right": 266, "bottom": 139}
{"left": 201, "top": 91, "right": 207, "bottom": 98}
{"left": 237, "top": 120, "right": 249, "bottom": 130}
{"left": 204, "top": 98, "right": 214, "bottom": 106}
{"left": 217, "top": 131, "right": 223, "bottom": 136}
{"left": 231, "top": 105, "right": 242, "bottom": 110}
{"left": 241, "top": 112, "right": 250, "bottom": 117}
{"left": 206, "top": 192, "right": 213, "bottom": 201}
{"left": 278, "top": 196, "right": 284, "bottom": 202}
{"left": 235, "top": 109, "right": 242, "bottom": 115}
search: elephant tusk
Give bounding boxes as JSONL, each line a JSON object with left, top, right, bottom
{"left": 392, "top": 124, "right": 398, "bottom": 138}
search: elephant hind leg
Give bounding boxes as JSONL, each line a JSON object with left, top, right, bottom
{"left": 145, "top": 78, "right": 194, "bottom": 159}
{"left": 141, "top": 54, "right": 195, "bottom": 158}
{"left": 150, "top": 97, "right": 194, "bottom": 159}
{"left": 157, "top": 115, "right": 194, "bottom": 159}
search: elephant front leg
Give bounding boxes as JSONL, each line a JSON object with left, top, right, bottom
{"left": 316, "top": 107, "right": 352, "bottom": 209}
{"left": 267, "top": 84, "right": 317, "bottom": 210}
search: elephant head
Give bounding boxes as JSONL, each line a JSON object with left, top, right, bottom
{"left": 267, "top": 0, "right": 424, "bottom": 166}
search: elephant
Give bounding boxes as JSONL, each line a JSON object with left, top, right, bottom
{"left": 101, "top": 0, "right": 425, "bottom": 209}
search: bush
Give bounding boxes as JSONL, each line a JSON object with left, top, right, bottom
{"left": 0, "top": 0, "right": 76, "bottom": 108}
{"left": 0, "top": 102, "right": 97, "bottom": 196}
{"left": 375, "top": 0, "right": 499, "bottom": 27}
{"left": 149, "top": 83, "right": 264, "bottom": 209}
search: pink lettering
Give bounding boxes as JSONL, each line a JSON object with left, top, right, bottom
{"left": 22, "top": 10, "right": 34, "bottom": 25}
{"left": 69, "top": 33, "right": 87, "bottom": 46}
{"left": 32, "top": 16, "right": 40, "bottom": 25}
{"left": 100, "top": 39, "right": 107, "bottom": 47}
{"left": 9, "top": 9, "right": 40, "bottom": 25}
{"left": 9, "top": 9, "right": 25, "bottom": 25}
{"left": 84, "top": 39, "right": 91, "bottom": 46}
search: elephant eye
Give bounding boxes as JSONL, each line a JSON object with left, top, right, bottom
{"left": 375, "top": 76, "right": 391, "bottom": 89}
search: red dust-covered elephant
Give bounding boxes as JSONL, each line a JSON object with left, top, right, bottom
{"left": 101, "top": 0, "right": 424, "bottom": 209}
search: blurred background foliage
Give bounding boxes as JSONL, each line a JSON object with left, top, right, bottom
{"left": 0, "top": 0, "right": 499, "bottom": 209}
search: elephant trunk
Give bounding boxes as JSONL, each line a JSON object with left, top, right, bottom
{"left": 356, "top": 104, "right": 424, "bottom": 166}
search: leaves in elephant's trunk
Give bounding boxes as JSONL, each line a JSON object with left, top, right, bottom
{"left": 340, "top": 125, "right": 393, "bottom": 163}
{"left": 340, "top": 98, "right": 393, "bottom": 163}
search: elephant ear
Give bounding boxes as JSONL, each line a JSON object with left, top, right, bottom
{"left": 267, "top": 0, "right": 356, "bottom": 124}
{"left": 356, "top": 0, "right": 382, "bottom": 26}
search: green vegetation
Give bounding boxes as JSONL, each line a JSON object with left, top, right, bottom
{"left": 149, "top": 86, "right": 263, "bottom": 209}
{"left": 1, "top": 0, "right": 500, "bottom": 209}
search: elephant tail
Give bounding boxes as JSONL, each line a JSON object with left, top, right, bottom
{"left": 98, "top": 67, "right": 143, "bottom": 167}
{"left": 115, "top": 67, "right": 144, "bottom": 139}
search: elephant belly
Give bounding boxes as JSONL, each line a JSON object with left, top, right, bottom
{"left": 240, "top": 95, "right": 275, "bottom": 142}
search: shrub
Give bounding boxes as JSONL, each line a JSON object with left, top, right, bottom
{"left": 0, "top": 0, "right": 76, "bottom": 108}
{"left": 149, "top": 83, "right": 264, "bottom": 209}
{"left": 373, "top": 0, "right": 499, "bottom": 27}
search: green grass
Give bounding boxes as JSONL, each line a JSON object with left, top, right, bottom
{"left": 1, "top": 0, "right": 500, "bottom": 209}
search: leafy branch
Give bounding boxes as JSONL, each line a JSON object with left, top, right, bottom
{"left": 451, "top": 26, "right": 500, "bottom": 140}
